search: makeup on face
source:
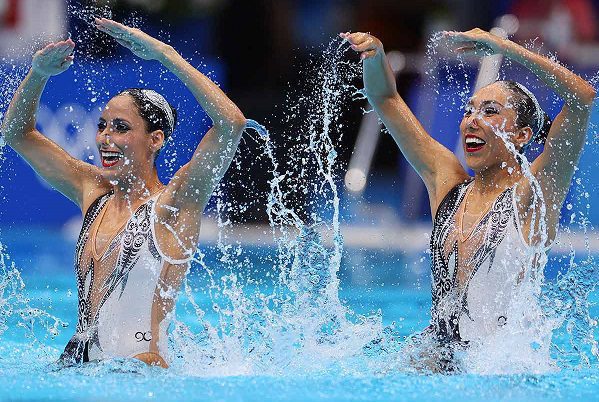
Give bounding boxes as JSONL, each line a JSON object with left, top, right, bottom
{"left": 463, "top": 100, "right": 503, "bottom": 119}
{"left": 97, "top": 117, "right": 132, "bottom": 134}
{"left": 97, "top": 117, "right": 132, "bottom": 168}
{"left": 462, "top": 99, "right": 509, "bottom": 153}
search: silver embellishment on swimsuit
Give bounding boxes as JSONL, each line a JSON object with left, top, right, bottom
{"left": 430, "top": 182, "right": 515, "bottom": 341}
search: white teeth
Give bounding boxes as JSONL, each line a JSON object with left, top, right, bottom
{"left": 465, "top": 137, "right": 486, "bottom": 146}
{"left": 100, "top": 151, "right": 122, "bottom": 158}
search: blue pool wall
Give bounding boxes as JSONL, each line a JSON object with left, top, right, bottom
{"left": 0, "top": 60, "right": 597, "bottom": 228}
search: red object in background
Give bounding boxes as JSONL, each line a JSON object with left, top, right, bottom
{"left": 511, "top": 0, "right": 597, "bottom": 41}
{"left": 3, "top": 0, "right": 19, "bottom": 28}
{"left": 566, "top": 0, "right": 597, "bottom": 41}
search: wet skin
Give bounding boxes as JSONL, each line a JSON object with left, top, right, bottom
{"left": 96, "top": 94, "right": 165, "bottom": 184}
{"left": 459, "top": 82, "right": 533, "bottom": 175}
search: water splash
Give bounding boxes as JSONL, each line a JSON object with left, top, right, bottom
{"left": 544, "top": 91, "right": 599, "bottom": 368}
{"left": 0, "top": 50, "right": 67, "bottom": 349}
{"left": 244, "top": 119, "right": 269, "bottom": 139}
{"left": 167, "top": 39, "right": 382, "bottom": 376}
{"left": 0, "top": 241, "right": 67, "bottom": 344}
{"left": 391, "top": 34, "right": 599, "bottom": 374}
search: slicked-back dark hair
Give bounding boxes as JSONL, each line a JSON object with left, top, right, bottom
{"left": 499, "top": 80, "right": 552, "bottom": 152}
{"left": 117, "top": 88, "right": 177, "bottom": 159}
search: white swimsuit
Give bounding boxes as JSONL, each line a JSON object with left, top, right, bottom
{"left": 429, "top": 180, "right": 545, "bottom": 344}
{"left": 60, "top": 191, "right": 192, "bottom": 364}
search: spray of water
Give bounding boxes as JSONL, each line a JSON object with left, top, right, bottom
{"left": 166, "top": 39, "right": 382, "bottom": 376}
{"left": 0, "top": 5, "right": 597, "bottom": 378}
{"left": 411, "top": 34, "right": 599, "bottom": 374}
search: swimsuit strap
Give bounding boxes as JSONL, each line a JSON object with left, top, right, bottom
{"left": 75, "top": 191, "right": 113, "bottom": 276}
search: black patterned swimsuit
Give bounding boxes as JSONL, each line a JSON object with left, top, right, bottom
{"left": 429, "top": 180, "right": 541, "bottom": 344}
{"left": 60, "top": 191, "right": 191, "bottom": 364}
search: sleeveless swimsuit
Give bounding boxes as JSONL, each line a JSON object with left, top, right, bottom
{"left": 429, "top": 180, "right": 545, "bottom": 345}
{"left": 60, "top": 191, "right": 192, "bottom": 364}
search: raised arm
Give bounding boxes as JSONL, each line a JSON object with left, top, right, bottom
{"left": 1, "top": 40, "right": 107, "bottom": 208}
{"left": 445, "top": 29, "right": 596, "bottom": 227}
{"left": 504, "top": 39, "right": 595, "bottom": 208}
{"left": 95, "top": 18, "right": 246, "bottom": 255}
{"left": 342, "top": 32, "right": 468, "bottom": 210}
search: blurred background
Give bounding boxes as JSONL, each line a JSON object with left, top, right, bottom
{"left": 0, "top": 0, "right": 598, "bottom": 279}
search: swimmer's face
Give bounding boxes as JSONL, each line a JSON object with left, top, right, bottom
{"left": 96, "top": 94, "right": 163, "bottom": 180}
{"left": 459, "top": 82, "right": 532, "bottom": 173}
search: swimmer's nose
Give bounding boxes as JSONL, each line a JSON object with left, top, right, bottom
{"left": 97, "top": 128, "right": 112, "bottom": 146}
{"left": 465, "top": 112, "right": 480, "bottom": 130}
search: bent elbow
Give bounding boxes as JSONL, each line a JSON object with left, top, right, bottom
{"left": 0, "top": 121, "right": 25, "bottom": 147}
{"left": 232, "top": 113, "right": 247, "bottom": 134}
{"left": 213, "top": 111, "right": 246, "bottom": 137}
{"left": 585, "top": 86, "right": 597, "bottom": 104}
{"left": 579, "top": 83, "right": 597, "bottom": 106}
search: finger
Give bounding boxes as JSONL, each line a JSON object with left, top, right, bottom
{"left": 95, "top": 22, "right": 125, "bottom": 37}
{"left": 39, "top": 43, "right": 57, "bottom": 55}
{"left": 95, "top": 18, "right": 131, "bottom": 39}
{"left": 351, "top": 38, "right": 376, "bottom": 53}
{"left": 58, "top": 40, "right": 76, "bottom": 53}
{"left": 340, "top": 32, "right": 359, "bottom": 44}
{"left": 441, "top": 31, "right": 470, "bottom": 44}
{"left": 339, "top": 31, "right": 355, "bottom": 41}
{"left": 46, "top": 44, "right": 69, "bottom": 60}
{"left": 344, "top": 32, "right": 369, "bottom": 46}
{"left": 448, "top": 32, "right": 479, "bottom": 44}
{"left": 115, "top": 38, "right": 134, "bottom": 50}
{"left": 99, "top": 18, "right": 130, "bottom": 33}
{"left": 61, "top": 55, "right": 75, "bottom": 65}
{"left": 55, "top": 42, "right": 72, "bottom": 54}
{"left": 360, "top": 49, "right": 377, "bottom": 60}
{"left": 454, "top": 46, "right": 476, "bottom": 54}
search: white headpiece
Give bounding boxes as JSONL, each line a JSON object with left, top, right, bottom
{"left": 140, "top": 89, "right": 175, "bottom": 135}
{"left": 512, "top": 82, "right": 544, "bottom": 135}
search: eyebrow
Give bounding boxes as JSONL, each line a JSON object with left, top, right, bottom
{"left": 466, "top": 100, "right": 505, "bottom": 107}
{"left": 98, "top": 117, "right": 132, "bottom": 125}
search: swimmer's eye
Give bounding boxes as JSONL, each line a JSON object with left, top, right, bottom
{"left": 114, "top": 122, "right": 130, "bottom": 133}
{"left": 463, "top": 106, "right": 474, "bottom": 116}
{"left": 483, "top": 106, "right": 499, "bottom": 115}
{"left": 97, "top": 121, "right": 107, "bottom": 131}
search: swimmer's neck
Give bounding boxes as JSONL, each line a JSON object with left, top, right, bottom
{"left": 109, "top": 170, "right": 163, "bottom": 211}
{"left": 471, "top": 162, "right": 524, "bottom": 195}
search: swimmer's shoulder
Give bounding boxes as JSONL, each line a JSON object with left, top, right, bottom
{"left": 430, "top": 173, "right": 472, "bottom": 218}
{"left": 79, "top": 177, "right": 112, "bottom": 215}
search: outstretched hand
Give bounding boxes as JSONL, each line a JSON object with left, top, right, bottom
{"left": 94, "top": 18, "right": 169, "bottom": 60}
{"left": 441, "top": 28, "right": 505, "bottom": 57}
{"left": 340, "top": 32, "right": 384, "bottom": 60}
{"left": 31, "top": 39, "right": 75, "bottom": 77}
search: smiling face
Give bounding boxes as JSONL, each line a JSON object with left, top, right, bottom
{"left": 460, "top": 82, "right": 533, "bottom": 173}
{"left": 96, "top": 94, "right": 163, "bottom": 182}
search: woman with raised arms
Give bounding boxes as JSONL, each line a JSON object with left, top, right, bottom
{"left": 1, "top": 18, "right": 248, "bottom": 367}
{"left": 342, "top": 29, "right": 596, "bottom": 371}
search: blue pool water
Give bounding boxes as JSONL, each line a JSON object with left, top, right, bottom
{"left": 1, "top": 29, "right": 598, "bottom": 401}
{"left": 1, "top": 227, "right": 598, "bottom": 402}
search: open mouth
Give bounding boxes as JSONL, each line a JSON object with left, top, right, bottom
{"left": 100, "top": 150, "right": 123, "bottom": 168}
{"left": 464, "top": 134, "right": 486, "bottom": 153}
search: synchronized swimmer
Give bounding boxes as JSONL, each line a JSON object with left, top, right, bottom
{"left": 343, "top": 28, "right": 595, "bottom": 370}
{"left": 2, "top": 18, "right": 246, "bottom": 367}
{"left": 1, "top": 19, "right": 595, "bottom": 371}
